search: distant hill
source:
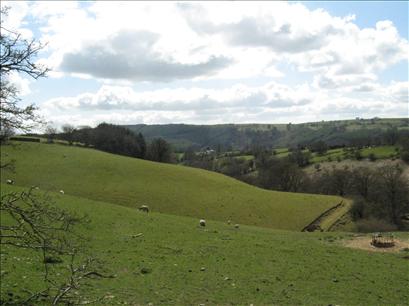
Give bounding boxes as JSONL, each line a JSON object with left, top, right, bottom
{"left": 125, "top": 118, "right": 408, "bottom": 151}
{"left": 1, "top": 142, "right": 342, "bottom": 231}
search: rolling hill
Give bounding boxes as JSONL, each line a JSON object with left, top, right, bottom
{"left": 1, "top": 185, "right": 408, "bottom": 305}
{"left": 125, "top": 118, "right": 408, "bottom": 150}
{"left": 0, "top": 142, "right": 342, "bottom": 231}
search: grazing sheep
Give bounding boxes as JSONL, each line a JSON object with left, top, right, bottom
{"left": 234, "top": 224, "right": 240, "bottom": 229}
{"left": 199, "top": 219, "right": 206, "bottom": 227}
{"left": 6, "top": 179, "right": 14, "bottom": 185}
{"left": 59, "top": 190, "right": 64, "bottom": 195}
{"left": 139, "top": 205, "right": 149, "bottom": 213}
{"left": 227, "top": 220, "right": 231, "bottom": 225}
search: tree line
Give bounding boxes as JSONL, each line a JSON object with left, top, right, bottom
{"left": 46, "top": 123, "right": 173, "bottom": 163}
{"left": 252, "top": 153, "right": 408, "bottom": 231}
{"left": 125, "top": 120, "right": 409, "bottom": 152}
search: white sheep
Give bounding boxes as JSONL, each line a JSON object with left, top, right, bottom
{"left": 59, "top": 190, "right": 65, "bottom": 195}
{"left": 234, "top": 224, "right": 240, "bottom": 229}
{"left": 199, "top": 219, "right": 206, "bottom": 227}
{"left": 6, "top": 179, "right": 14, "bottom": 185}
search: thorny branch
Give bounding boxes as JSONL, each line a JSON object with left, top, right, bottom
{"left": 0, "top": 188, "right": 110, "bottom": 304}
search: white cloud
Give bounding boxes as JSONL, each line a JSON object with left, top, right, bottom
{"left": 59, "top": 30, "right": 232, "bottom": 81}
{"left": 1, "top": 1, "right": 32, "bottom": 39}
{"left": 40, "top": 79, "right": 407, "bottom": 125}
{"left": 293, "top": 19, "right": 408, "bottom": 89}
{"left": 25, "top": 1, "right": 406, "bottom": 86}
{"left": 43, "top": 82, "right": 312, "bottom": 112}
{"left": 6, "top": 71, "right": 32, "bottom": 96}
{"left": 381, "top": 81, "right": 409, "bottom": 104}
{"left": 2, "top": 1, "right": 407, "bottom": 125}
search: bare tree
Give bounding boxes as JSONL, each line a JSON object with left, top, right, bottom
{"left": 375, "top": 165, "right": 409, "bottom": 225}
{"left": 45, "top": 125, "right": 58, "bottom": 143}
{"left": 1, "top": 188, "right": 112, "bottom": 304}
{"left": 0, "top": 6, "right": 49, "bottom": 132}
{"left": 61, "top": 124, "right": 76, "bottom": 145}
{"left": 1, "top": 8, "right": 109, "bottom": 304}
{"left": 0, "top": 124, "right": 14, "bottom": 143}
{"left": 351, "top": 167, "right": 375, "bottom": 200}
{"left": 147, "top": 138, "right": 172, "bottom": 163}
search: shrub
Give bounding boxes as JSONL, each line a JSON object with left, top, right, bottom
{"left": 355, "top": 217, "right": 398, "bottom": 233}
{"left": 400, "top": 150, "right": 409, "bottom": 164}
{"left": 350, "top": 198, "right": 366, "bottom": 220}
{"left": 9, "top": 137, "right": 40, "bottom": 143}
{"left": 368, "top": 153, "right": 377, "bottom": 162}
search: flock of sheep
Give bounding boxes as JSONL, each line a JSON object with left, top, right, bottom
{"left": 139, "top": 205, "right": 239, "bottom": 228}
{"left": 6, "top": 180, "right": 240, "bottom": 229}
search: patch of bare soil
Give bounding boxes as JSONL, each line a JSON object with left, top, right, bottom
{"left": 343, "top": 236, "right": 409, "bottom": 253}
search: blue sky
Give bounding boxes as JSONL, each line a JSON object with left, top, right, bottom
{"left": 2, "top": 1, "right": 408, "bottom": 128}
{"left": 304, "top": 1, "right": 408, "bottom": 37}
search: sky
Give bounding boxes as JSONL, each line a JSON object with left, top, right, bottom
{"left": 2, "top": 1, "right": 408, "bottom": 128}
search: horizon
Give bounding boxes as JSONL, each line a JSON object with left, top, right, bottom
{"left": 122, "top": 116, "right": 406, "bottom": 127}
{"left": 2, "top": 1, "right": 408, "bottom": 128}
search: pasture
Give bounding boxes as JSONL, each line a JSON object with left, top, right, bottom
{"left": 1, "top": 185, "right": 408, "bottom": 305}
{"left": 0, "top": 142, "right": 342, "bottom": 231}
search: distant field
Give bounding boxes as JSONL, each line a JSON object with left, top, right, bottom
{"left": 239, "top": 154, "right": 254, "bottom": 160}
{"left": 310, "top": 148, "right": 345, "bottom": 163}
{"left": 0, "top": 142, "right": 342, "bottom": 231}
{"left": 274, "top": 148, "right": 290, "bottom": 157}
{"left": 285, "top": 146, "right": 399, "bottom": 164}
{"left": 1, "top": 185, "right": 408, "bottom": 305}
{"left": 360, "top": 145, "right": 399, "bottom": 159}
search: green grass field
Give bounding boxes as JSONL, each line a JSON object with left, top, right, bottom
{"left": 1, "top": 185, "right": 408, "bottom": 305}
{"left": 0, "top": 142, "right": 342, "bottom": 231}
{"left": 274, "top": 148, "right": 290, "bottom": 157}
{"left": 360, "top": 145, "right": 399, "bottom": 159}
{"left": 296, "top": 145, "right": 398, "bottom": 164}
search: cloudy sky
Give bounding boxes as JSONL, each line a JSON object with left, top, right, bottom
{"left": 2, "top": 1, "right": 408, "bottom": 127}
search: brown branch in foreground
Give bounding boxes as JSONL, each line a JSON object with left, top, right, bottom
{"left": 1, "top": 188, "right": 108, "bottom": 304}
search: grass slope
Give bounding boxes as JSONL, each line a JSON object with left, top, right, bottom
{"left": 1, "top": 185, "right": 408, "bottom": 305}
{"left": 1, "top": 142, "right": 342, "bottom": 231}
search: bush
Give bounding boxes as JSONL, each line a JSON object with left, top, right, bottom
{"left": 9, "top": 137, "right": 40, "bottom": 143}
{"left": 355, "top": 217, "right": 398, "bottom": 233}
{"left": 355, "top": 150, "right": 362, "bottom": 160}
{"left": 368, "top": 153, "right": 377, "bottom": 162}
{"left": 400, "top": 150, "right": 409, "bottom": 164}
{"left": 350, "top": 198, "right": 366, "bottom": 220}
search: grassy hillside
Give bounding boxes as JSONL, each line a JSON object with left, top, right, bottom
{"left": 0, "top": 142, "right": 342, "bottom": 231}
{"left": 1, "top": 185, "right": 408, "bottom": 305}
